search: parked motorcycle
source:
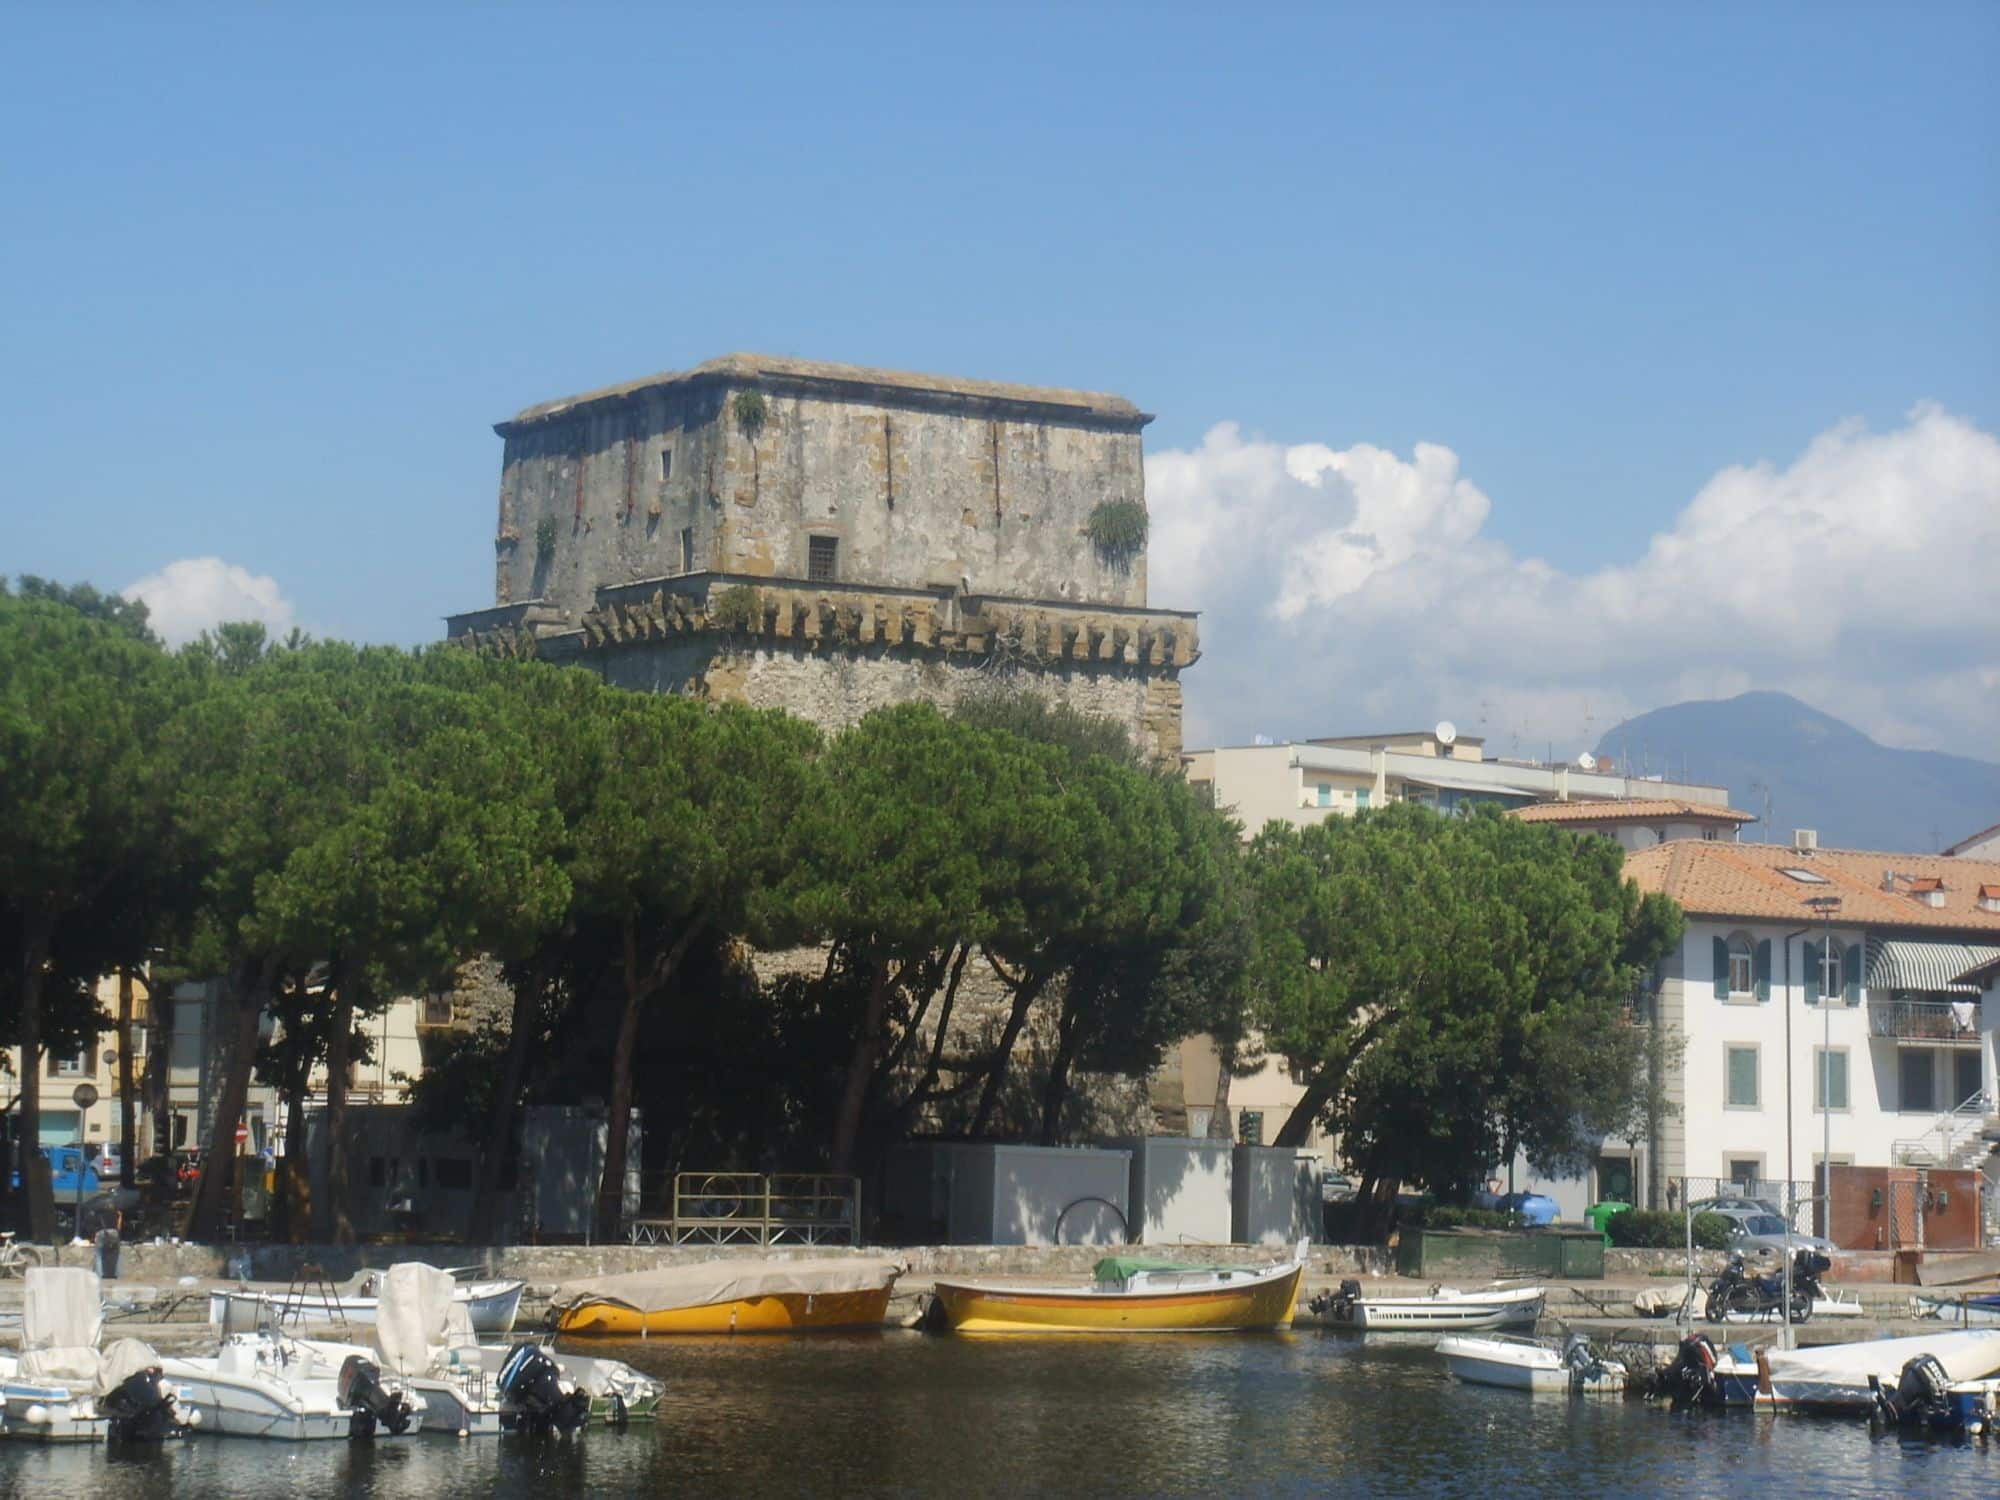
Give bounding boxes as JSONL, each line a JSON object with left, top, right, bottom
{"left": 1704, "top": 1247, "right": 1829, "bottom": 1324}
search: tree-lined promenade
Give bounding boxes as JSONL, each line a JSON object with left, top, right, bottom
{"left": 0, "top": 580, "right": 1681, "bottom": 1245}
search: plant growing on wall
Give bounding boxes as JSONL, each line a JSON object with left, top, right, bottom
{"left": 534, "top": 516, "right": 559, "bottom": 570}
{"left": 732, "top": 388, "right": 769, "bottom": 439}
{"left": 733, "top": 389, "right": 769, "bottom": 504}
{"left": 1084, "top": 499, "right": 1148, "bottom": 559}
{"left": 707, "top": 584, "right": 761, "bottom": 634}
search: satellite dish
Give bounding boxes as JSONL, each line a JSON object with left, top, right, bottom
{"left": 1435, "top": 720, "right": 1457, "bottom": 746}
{"left": 1577, "top": 751, "right": 1598, "bottom": 772}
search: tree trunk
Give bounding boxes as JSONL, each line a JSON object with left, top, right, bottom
{"left": 1273, "top": 1069, "right": 1340, "bottom": 1148}
{"left": 970, "top": 968, "right": 1048, "bottom": 1137}
{"left": 829, "top": 965, "right": 894, "bottom": 1176}
{"left": 1037, "top": 1005, "right": 1083, "bottom": 1147}
{"left": 468, "top": 957, "right": 547, "bottom": 1246}
{"left": 322, "top": 979, "right": 356, "bottom": 1245}
{"left": 281, "top": 1085, "right": 309, "bottom": 1243}
{"left": 185, "top": 962, "right": 272, "bottom": 1241}
{"left": 17, "top": 909, "right": 55, "bottom": 1242}
{"left": 1206, "top": 1039, "right": 1236, "bottom": 1142}
{"left": 598, "top": 920, "right": 699, "bottom": 1243}
{"left": 148, "top": 986, "right": 174, "bottom": 1163}
{"left": 116, "top": 967, "right": 137, "bottom": 1191}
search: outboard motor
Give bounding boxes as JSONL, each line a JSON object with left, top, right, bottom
{"left": 1560, "top": 1332, "right": 1608, "bottom": 1390}
{"left": 100, "top": 1367, "right": 191, "bottom": 1443}
{"left": 1307, "top": 1279, "right": 1364, "bottom": 1321}
{"left": 1874, "top": 1354, "right": 1955, "bottom": 1429}
{"left": 337, "top": 1354, "right": 414, "bottom": 1438}
{"left": 497, "top": 1342, "right": 591, "bottom": 1435}
{"left": 1668, "top": 1332, "right": 1722, "bottom": 1410}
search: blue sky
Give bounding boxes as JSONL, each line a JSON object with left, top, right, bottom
{"left": 3, "top": 4, "right": 1995, "bottom": 752}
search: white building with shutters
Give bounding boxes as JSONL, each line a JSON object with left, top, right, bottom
{"left": 1624, "top": 838, "right": 2000, "bottom": 1213}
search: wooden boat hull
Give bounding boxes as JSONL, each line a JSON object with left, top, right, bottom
{"left": 556, "top": 1286, "right": 894, "bottom": 1336}
{"left": 932, "top": 1264, "right": 1302, "bottom": 1334}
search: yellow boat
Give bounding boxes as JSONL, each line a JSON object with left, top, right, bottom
{"left": 551, "top": 1256, "right": 905, "bottom": 1336}
{"left": 931, "top": 1242, "right": 1307, "bottom": 1334}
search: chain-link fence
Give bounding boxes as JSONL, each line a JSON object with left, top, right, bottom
{"left": 1668, "top": 1176, "right": 1819, "bottom": 1238}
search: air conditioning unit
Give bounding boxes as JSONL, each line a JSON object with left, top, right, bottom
{"left": 1794, "top": 829, "right": 1818, "bottom": 851}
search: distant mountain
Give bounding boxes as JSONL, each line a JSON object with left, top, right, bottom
{"left": 1593, "top": 691, "right": 2000, "bottom": 854}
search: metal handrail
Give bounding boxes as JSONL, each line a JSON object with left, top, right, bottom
{"left": 1867, "top": 998, "right": 1982, "bottom": 1042}
{"left": 627, "top": 1171, "right": 861, "bottom": 1247}
{"left": 1891, "top": 1088, "right": 1995, "bottom": 1167}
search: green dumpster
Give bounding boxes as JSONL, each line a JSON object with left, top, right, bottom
{"left": 1583, "top": 1200, "right": 1631, "bottom": 1244}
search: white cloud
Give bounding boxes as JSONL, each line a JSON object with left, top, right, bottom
{"left": 1147, "top": 404, "right": 2000, "bottom": 755}
{"left": 121, "top": 557, "right": 298, "bottom": 647}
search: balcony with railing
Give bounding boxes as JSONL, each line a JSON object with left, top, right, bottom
{"left": 1867, "top": 997, "right": 1983, "bottom": 1045}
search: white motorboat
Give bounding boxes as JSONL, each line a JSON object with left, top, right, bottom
{"left": 1311, "top": 1279, "right": 1545, "bottom": 1330}
{"left": 1752, "top": 1329, "right": 2000, "bottom": 1412}
{"left": 462, "top": 1343, "right": 664, "bottom": 1428}
{"left": 0, "top": 1268, "right": 198, "bottom": 1444}
{"left": 209, "top": 1274, "right": 524, "bottom": 1335}
{"left": 1436, "top": 1333, "right": 1628, "bottom": 1396}
{"left": 163, "top": 1330, "right": 428, "bottom": 1439}
{"left": 298, "top": 1264, "right": 511, "bottom": 1437}
{"left": 1913, "top": 1293, "right": 2000, "bottom": 1328}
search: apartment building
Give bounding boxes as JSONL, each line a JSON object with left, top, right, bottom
{"left": 1624, "top": 838, "right": 2000, "bottom": 1216}
{"left": 1163, "top": 724, "right": 1743, "bottom": 1170}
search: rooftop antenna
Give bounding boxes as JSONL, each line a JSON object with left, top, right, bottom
{"left": 1750, "top": 781, "right": 1772, "bottom": 842}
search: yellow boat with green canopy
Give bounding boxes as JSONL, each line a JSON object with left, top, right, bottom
{"left": 932, "top": 1241, "right": 1308, "bottom": 1334}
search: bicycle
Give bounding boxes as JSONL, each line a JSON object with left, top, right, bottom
{"left": 0, "top": 1230, "right": 43, "bottom": 1278}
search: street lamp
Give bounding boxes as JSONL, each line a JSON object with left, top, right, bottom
{"left": 1805, "top": 895, "right": 1842, "bottom": 1254}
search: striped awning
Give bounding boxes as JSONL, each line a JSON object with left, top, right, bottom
{"left": 1865, "top": 938, "right": 2000, "bottom": 995}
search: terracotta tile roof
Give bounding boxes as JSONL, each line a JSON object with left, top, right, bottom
{"left": 1624, "top": 841, "right": 2000, "bottom": 933}
{"left": 1509, "top": 798, "right": 1756, "bottom": 826}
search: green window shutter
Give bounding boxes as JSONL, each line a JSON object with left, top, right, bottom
{"left": 1826, "top": 1051, "right": 1849, "bottom": 1110}
{"left": 1712, "top": 937, "right": 1729, "bottom": 1000}
{"left": 1754, "top": 939, "right": 1772, "bottom": 1002}
{"left": 1842, "top": 942, "right": 1862, "bottom": 1004}
{"left": 1802, "top": 939, "right": 1821, "bottom": 1003}
{"left": 1727, "top": 1047, "right": 1758, "bottom": 1108}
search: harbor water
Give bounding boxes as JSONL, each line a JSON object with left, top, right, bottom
{"left": 2, "top": 1332, "right": 1991, "bottom": 1497}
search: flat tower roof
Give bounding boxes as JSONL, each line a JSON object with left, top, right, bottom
{"left": 498, "top": 352, "right": 1150, "bottom": 435}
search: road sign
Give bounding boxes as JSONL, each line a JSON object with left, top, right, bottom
{"left": 71, "top": 1083, "right": 99, "bottom": 1110}
{"left": 235, "top": 1121, "right": 249, "bottom": 1148}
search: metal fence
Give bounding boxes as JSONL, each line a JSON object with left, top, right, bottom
{"left": 624, "top": 1172, "right": 860, "bottom": 1248}
{"left": 1669, "top": 1176, "right": 1818, "bottom": 1237}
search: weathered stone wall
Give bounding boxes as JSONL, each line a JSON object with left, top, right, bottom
{"left": 589, "top": 637, "right": 1185, "bottom": 763}
{"left": 493, "top": 365, "right": 1149, "bottom": 624}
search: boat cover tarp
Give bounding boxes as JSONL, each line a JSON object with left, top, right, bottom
{"left": 23, "top": 1266, "right": 103, "bottom": 1352}
{"left": 1093, "top": 1257, "right": 1260, "bottom": 1282}
{"left": 1764, "top": 1329, "right": 2000, "bottom": 1387}
{"left": 551, "top": 1256, "right": 904, "bottom": 1313}
{"left": 376, "top": 1262, "right": 458, "bottom": 1375}
{"left": 95, "top": 1337, "right": 162, "bottom": 1396}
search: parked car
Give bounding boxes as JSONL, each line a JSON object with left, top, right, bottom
{"left": 1702, "top": 1203, "right": 1835, "bottom": 1258}
{"left": 1320, "top": 1171, "right": 1357, "bottom": 1204}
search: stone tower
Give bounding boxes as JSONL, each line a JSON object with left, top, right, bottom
{"left": 446, "top": 354, "right": 1198, "bottom": 760}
